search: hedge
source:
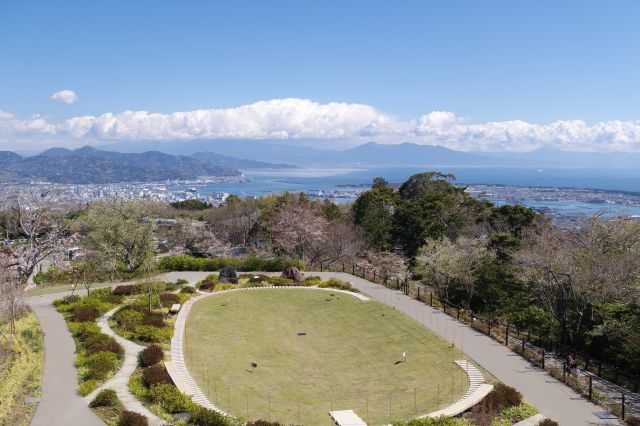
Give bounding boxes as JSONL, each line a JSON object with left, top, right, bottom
{"left": 158, "top": 255, "right": 306, "bottom": 272}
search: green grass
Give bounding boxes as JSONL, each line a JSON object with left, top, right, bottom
{"left": 185, "top": 289, "right": 470, "bottom": 425}
{"left": 0, "top": 313, "right": 45, "bottom": 425}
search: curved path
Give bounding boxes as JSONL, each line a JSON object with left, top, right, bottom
{"left": 28, "top": 271, "right": 624, "bottom": 426}
{"left": 28, "top": 291, "right": 105, "bottom": 426}
{"left": 85, "top": 308, "right": 164, "bottom": 426}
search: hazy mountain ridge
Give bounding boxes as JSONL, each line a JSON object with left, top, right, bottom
{"left": 0, "top": 146, "right": 242, "bottom": 184}
{"left": 189, "top": 151, "right": 294, "bottom": 169}
{"left": 100, "top": 139, "right": 640, "bottom": 168}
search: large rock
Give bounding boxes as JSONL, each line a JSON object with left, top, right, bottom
{"left": 218, "top": 266, "right": 238, "bottom": 284}
{"left": 281, "top": 266, "right": 304, "bottom": 283}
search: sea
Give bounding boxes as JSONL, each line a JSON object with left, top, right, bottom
{"left": 191, "top": 166, "right": 640, "bottom": 217}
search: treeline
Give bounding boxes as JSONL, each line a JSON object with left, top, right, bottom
{"left": 3, "top": 173, "right": 639, "bottom": 376}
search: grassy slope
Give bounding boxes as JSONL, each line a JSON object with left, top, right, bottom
{"left": 0, "top": 313, "right": 44, "bottom": 425}
{"left": 185, "top": 289, "right": 470, "bottom": 425}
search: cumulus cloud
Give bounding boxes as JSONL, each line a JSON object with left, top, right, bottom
{"left": 50, "top": 89, "right": 78, "bottom": 104}
{"left": 2, "top": 98, "right": 640, "bottom": 152}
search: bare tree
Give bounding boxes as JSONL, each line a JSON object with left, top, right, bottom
{"left": 0, "top": 262, "right": 25, "bottom": 334}
{"left": 310, "top": 221, "right": 366, "bottom": 269}
{"left": 365, "top": 251, "right": 410, "bottom": 285}
{"left": 268, "top": 202, "right": 328, "bottom": 265}
{"left": 516, "top": 217, "right": 640, "bottom": 345}
{"left": 168, "top": 218, "right": 230, "bottom": 257}
{"left": 415, "top": 235, "right": 492, "bottom": 307}
{"left": 6, "top": 191, "right": 67, "bottom": 283}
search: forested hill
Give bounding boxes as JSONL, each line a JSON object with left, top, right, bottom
{"left": 0, "top": 146, "right": 241, "bottom": 184}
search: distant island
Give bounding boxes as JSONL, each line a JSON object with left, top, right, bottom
{"left": 0, "top": 146, "right": 291, "bottom": 184}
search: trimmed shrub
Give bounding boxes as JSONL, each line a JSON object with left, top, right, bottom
{"left": 113, "top": 309, "right": 145, "bottom": 330}
{"left": 497, "top": 402, "right": 537, "bottom": 423}
{"left": 180, "top": 286, "right": 196, "bottom": 294}
{"left": 159, "top": 292, "right": 180, "bottom": 307}
{"left": 139, "top": 344, "right": 164, "bottom": 367}
{"left": 87, "top": 338, "right": 124, "bottom": 357}
{"left": 538, "top": 420, "right": 559, "bottom": 426}
{"left": 198, "top": 281, "right": 216, "bottom": 291}
{"left": 133, "top": 325, "right": 169, "bottom": 342}
{"left": 158, "top": 255, "right": 306, "bottom": 272}
{"left": 247, "top": 422, "right": 284, "bottom": 426}
{"left": 69, "top": 321, "right": 101, "bottom": 340}
{"left": 148, "top": 383, "right": 190, "bottom": 413}
{"left": 188, "top": 404, "right": 229, "bottom": 426}
{"left": 73, "top": 306, "right": 100, "bottom": 322}
{"left": 118, "top": 410, "right": 149, "bottom": 426}
{"left": 90, "top": 388, "right": 119, "bottom": 408}
{"left": 113, "top": 284, "right": 143, "bottom": 296}
{"left": 482, "top": 383, "right": 522, "bottom": 411}
{"left": 267, "top": 276, "right": 294, "bottom": 286}
{"left": 85, "top": 351, "right": 119, "bottom": 380}
{"left": 142, "top": 364, "right": 172, "bottom": 386}
{"left": 79, "top": 379, "right": 100, "bottom": 396}
{"left": 140, "top": 316, "right": 165, "bottom": 328}
{"left": 62, "top": 294, "right": 81, "bottom": 304}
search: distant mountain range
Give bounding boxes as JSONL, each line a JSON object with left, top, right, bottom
{"left": 0, "top": 146, "right": 248, "bottom": 184}
{"left": 3, "top": 141, "right": 638, "bottom": 185}
{"left": 189, "top": 151, "right": 293, "bottom": 169}
{"left": 101, "top": 140, "right": 506, "bottom": 166}
{"left": 98, "top": 139, "right": 640, "bottom": 168}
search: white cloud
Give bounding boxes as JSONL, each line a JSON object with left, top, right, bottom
{"left": 2, "top": 98, "right": 640, "bottom": 152}
{"left": 50, "top": 89, "right": 78, "bottom": 104}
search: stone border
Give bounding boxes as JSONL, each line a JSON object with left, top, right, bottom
{"left": 167, "top": 285, "right": 369, "bottom": 416}
{"left": 421, "top": 360, "right": 493, "bottom": 419}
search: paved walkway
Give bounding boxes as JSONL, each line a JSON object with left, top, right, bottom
{"left": 28, "top": 291, "right": 104, "bottom": 426}
{"left": 85, "top": 308, "right": 164, "bottom": 426}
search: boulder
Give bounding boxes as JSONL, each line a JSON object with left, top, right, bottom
{"left": 218, "top": 266, "right": 238, "bottom": 284}
{"left": 281, "top": 266, "right": 304, "bottom": 283}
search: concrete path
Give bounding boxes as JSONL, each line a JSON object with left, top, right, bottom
{"left": 85, "top": 308, "right": 164, "bottom": 426}
{"left": 28, "top": 291, "right": 105, "bottom": 426}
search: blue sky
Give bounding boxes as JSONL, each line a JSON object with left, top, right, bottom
{"left": 0, "top": 0, "right": 639, "bottom": 152}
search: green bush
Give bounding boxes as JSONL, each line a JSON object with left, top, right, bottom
{"left": 88, "top": 338, "right": 124, "bottom": 357}
{"left": 118, "top": 410, "right": 149, "bottom": 426}
{"left": 482, "top": 383, "right": 522, "bottom": 412}
{"left": 496, "top": 402, "right": 537, "bottom": 423}
{"left": 133, "top": 325, "right": 170, "bottom": 342}
{"left": 90, "top": 388, "right": 119, "bottom": 408}
{"left": 180, "top": 286, "right": 196, "bottom": 294}
{"left": 142, "top": 364, "right": 173, "bottom": 386}
{"left": 267, "top": 276, "right": 294, "bottom": 286}
{"left": 113, "top": 308, "right": 145, "bottom": 330}
{"left": 61, "top": 294, "right": 81, "bottom": 305}
{"left": 85, "top": 351, "right": 119, "bottom": 380}
{"left": 78, "top": 379, "right": 101, "bottom": 396}
{"left": 147, "top": 383, "right": 190, "bottom": 413}
{"left": 188, "top": 404, "right": 229, "bottom": 426}
{"left": 158, "top": 255, "right": 306, "bottom": 272}
{"left": 138, "top": 344, "right": 164, "bottom": 367}
{"left": 69, "top": 321, "right": 102, "bottom": 340}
